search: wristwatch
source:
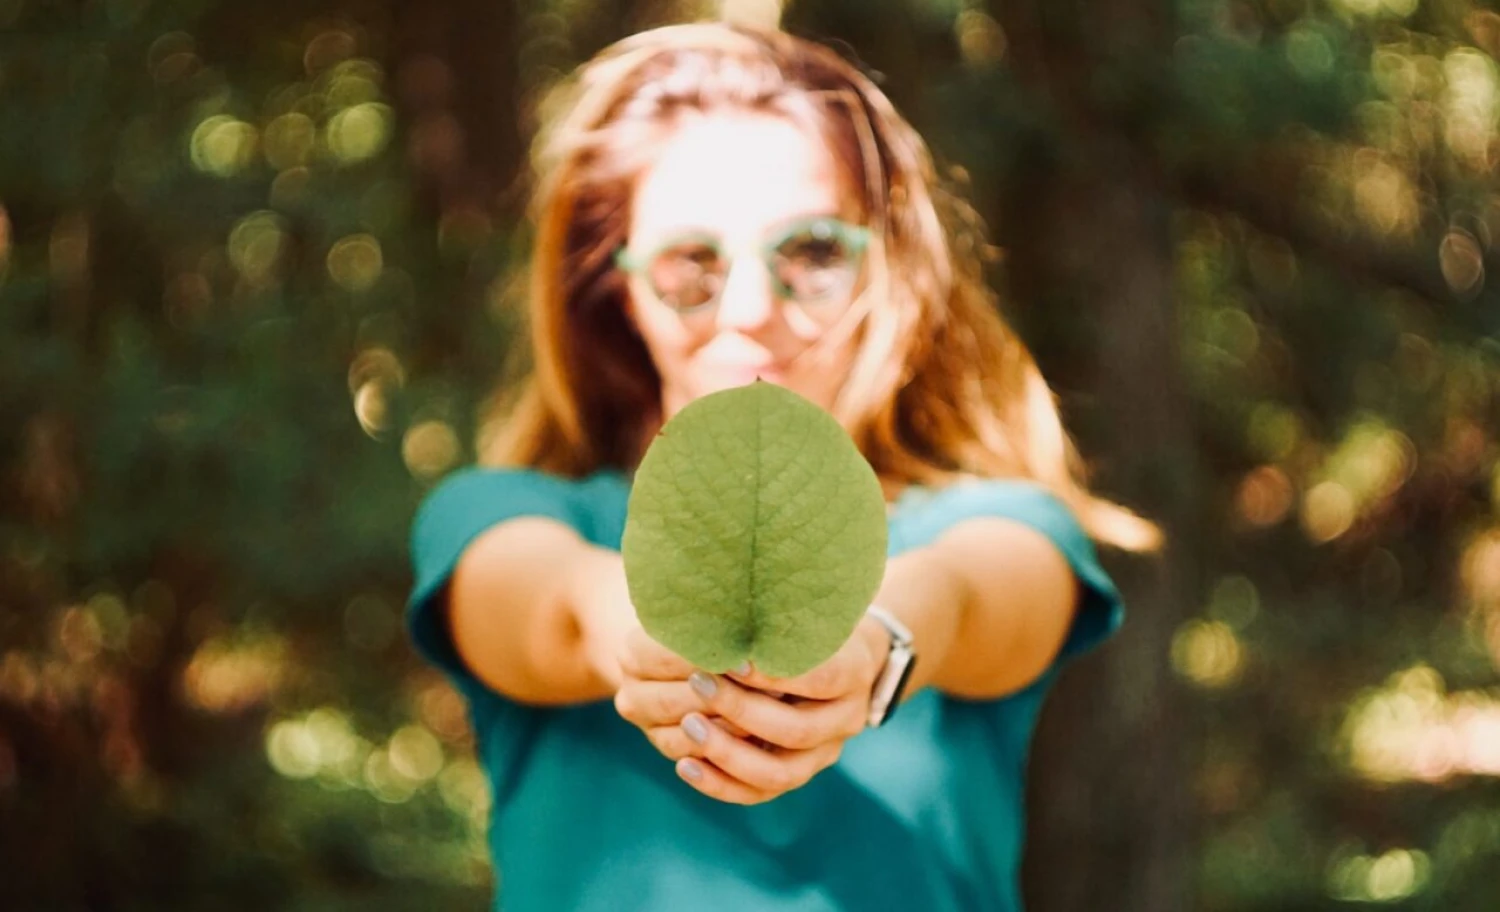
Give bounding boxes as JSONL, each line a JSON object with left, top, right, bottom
{"left": 864, "top": 604, "right": 917, "bottom": 728}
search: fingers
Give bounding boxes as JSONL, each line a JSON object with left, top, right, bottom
{"left": 688, "top": 671, "right": 865, "bottom": 750}
{"left": 659, "top": 714, "right": 842, "bottom": 805}
{"left": 614, "top": 680, "right": 702, "bottom": 729}
{"left": 614, "top": 678, "right": 752, "bottom": 737}
{"left": 677, "top": 757, "right": 776, "bottom": 805}
{"left": 727, "top": 631, "right": 882, "bottom": 701}
{"left": 615, "top": 625, "right": 697, "bottom": 681}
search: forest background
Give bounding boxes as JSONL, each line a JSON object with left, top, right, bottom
{"left": 3, "top": 0, "right": 1500, "bottom": 909}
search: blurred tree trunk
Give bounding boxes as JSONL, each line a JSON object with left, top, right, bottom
{"left": 1013, "top": 161, "right": 1202, "bottom": 912}
{"left": 985, "top": 1, "right": 1203, "bottom": 910}
{"left": 390, "top": 0, "right": 524, "bottom": 216}
{"left": 386, "top": 0, "right": 528, "bottom": 397}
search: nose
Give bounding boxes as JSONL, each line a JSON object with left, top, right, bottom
{"left": 713, "top": 255, "right": 778, "bottom": 333}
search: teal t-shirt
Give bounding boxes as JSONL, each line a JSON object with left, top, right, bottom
{"left": 407, "top": 467, "right": 1124, "bottom": 912}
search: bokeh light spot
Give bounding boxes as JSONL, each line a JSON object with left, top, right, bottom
{"left": 228, "top": 211, "right": 288, "bottom": 283}
{"left": 0, "top": 202, "right": 10, "bottom": 280}
{"left": 57, "top": 606, "right": 103, "bottom": 664}
{"left": 388, "top": 725, "right": 444, "bottom": 782}
{"left": 1328, "top": 848, "right": 1429, "bottom": 903}
{"left": 354, "top": 382, "right": 390, "bottom": 436}
{"left": 262, "top": 112, "right": 317, "bottom": 171}
{"left": 326, "top": 59, "right": 384, "bottom": 108}
{"left": 190, "top": 115, "right": 258, "bottom": 177}
{"left": 1207, "top": 576, "right": 1261, "bottom": 630}
{"left": 956, "top": 11, "right": 1006, "bottom": 66}
{"left": 1439, "top": 229, "right": 1485, "bottom": 297}
{"left": 364, "top": 748, "right": 417, "bottom": 803}
{"left": 1286, "top": 27, "right": 1333, "bottom": 80}
{"left": 326, "top": 233, "right": 384, "bottom": 292}
{"left": 304, "top": 29, "right": 356, "bottom": 76}
{"left": 1236, "top": 465, "right": 1294, "bottom": 527}
{"left": 437, "top": 758, "right": 491, "bottom": 821}
{"left": 403, "top": 421, "right": 460, "bottom": 478}
{"left": 1302, "top": 481, "right": 1356, "bottom": 543}
{"left": 1172, "top": 620, "right": 1245, "bottom": 688}
{"left": 327, "top": 103, "right": 393, "bottom": 165}
{"left": 266, "top": 720, "right": 320, "bottom": 779}
{"left": 1247, "top": 404, "right": 1303, "bottom": 461}
{"left": 182, "top": 635, "right": 286, "bottom": 713}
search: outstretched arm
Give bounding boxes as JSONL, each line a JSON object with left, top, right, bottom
{"left": 447, "top": 517, "right": 633, "bottom": 706}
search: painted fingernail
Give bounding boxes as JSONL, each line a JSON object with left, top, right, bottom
{"left": 689, "top": 671, "right": 717, "bottom": 700}
{"left": 682, "top": 714, "right": 709, "bottom": 745}
{"left": 679, "top": 759, "right": 704, "bottom": 782}
{"left": 734, "top": 662, "right": 752, "bottom": 676}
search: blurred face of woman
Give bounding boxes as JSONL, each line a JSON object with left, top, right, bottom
{"left": 621, "top": 111, "right": 864, "bottom": 421}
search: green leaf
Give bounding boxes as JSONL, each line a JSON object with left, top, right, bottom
{"left": 622, "top": 381, "right": 889, "bottom": 678}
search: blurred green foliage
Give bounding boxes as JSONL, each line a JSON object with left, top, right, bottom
{"left": 1, "top": 0, "right": 1498, "bottom": 910}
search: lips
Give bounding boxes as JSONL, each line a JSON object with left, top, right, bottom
{"left": 710, "top": 362, "right": 785, "bottom": 385}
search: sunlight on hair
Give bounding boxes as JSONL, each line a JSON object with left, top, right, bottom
{"left": 719, "top": 0, "right": 782, "bottom": 29}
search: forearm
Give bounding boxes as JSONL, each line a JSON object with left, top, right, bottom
{"left": 561, "top": 543, "right": 638, "bottom": 697}
{"left": 862, "top": 544, "right": 970, "bottom": 699}
{"left": 912, "top": 518, "right": 1079, "bottom": 699}
{"left": 448, "top": 518, "right": 621, "bottom": 706}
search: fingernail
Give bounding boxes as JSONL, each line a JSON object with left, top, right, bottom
{"left": 689, "top": 671, "right": 717, "bottom": 700}
{"left": 734, "top": 662, "right": 752, "bottom": 676}
{"left": 682, "top": 714, "right": 709, "bottom": 745}
{"left": 679, "top": 759, "right": 704, "bottom": 782}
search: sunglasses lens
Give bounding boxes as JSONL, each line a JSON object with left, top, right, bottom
{"left": 772, "top": 225, "right": 861, "bottom": 302}
{"left": 646, "top": 241, "right": 725, "bottom": 310}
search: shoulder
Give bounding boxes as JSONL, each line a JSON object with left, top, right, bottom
{"left": 899, "top": 476, "right": 1089, "bottom": 555}
{"left": 896, "top": 476, "right": 1124, "bottom": 662}
{"left": 411, "top": 466, "right": 629, "bottom": 566}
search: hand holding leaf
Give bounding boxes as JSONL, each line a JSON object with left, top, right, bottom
{"left": 622, "top": 381, "right": 889, "bottom": 679}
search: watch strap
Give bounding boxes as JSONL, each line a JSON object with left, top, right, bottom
{"left": 865, "top": 604, "right": 916, "bottom": 728}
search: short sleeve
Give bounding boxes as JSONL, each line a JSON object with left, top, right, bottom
{"left": 406, "top": 467, "right": 585, "bottom": 704}
{"left": 898, "top": 479, "right": 1125, "bottom": 665}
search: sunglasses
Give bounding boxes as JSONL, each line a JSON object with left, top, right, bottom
{"left": 614, "top": 216, "right": 871, "bottom": 315}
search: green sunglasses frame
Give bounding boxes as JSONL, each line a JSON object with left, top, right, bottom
{"left": 613, "top": 216, "right": 872, "bottom": 314}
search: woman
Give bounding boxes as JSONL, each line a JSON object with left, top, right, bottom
{"left": 407, "top": 20, "right": 1158, "bottom": 912}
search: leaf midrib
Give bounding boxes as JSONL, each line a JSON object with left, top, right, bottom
{"left": 748, "top": 383, "right": 762, "bottom": 657}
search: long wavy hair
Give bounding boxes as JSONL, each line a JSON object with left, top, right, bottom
{"left": 479, "top": 21, "right": 1160, "bottom": 551}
